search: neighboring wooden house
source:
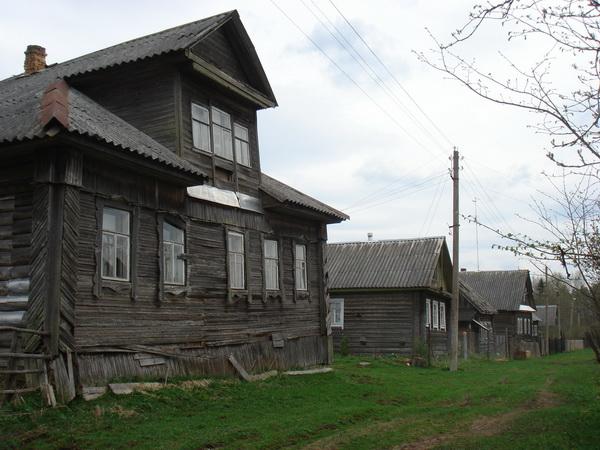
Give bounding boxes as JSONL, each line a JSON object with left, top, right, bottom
{"left": 459, "top": 279, "right": 497, "bottom": 357}
{"left": 535, "top": 305, "right": 560, "bottom": 338}
{"left": 0, "top": 11, "right": 347, "bottom": 397}
{"left": 459, "top": 270, "right": 538, "bottom": 358}
{"left": 327, "top": 237, "right": 452, "bottom": 357}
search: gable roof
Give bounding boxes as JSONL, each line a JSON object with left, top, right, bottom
{"left": 327, "top": 237, "right": 450, "bottom": 290}
{"left": 460, "top": 279, "right": 497, "bottom": 315}
{"left": 260, "top": 173, "right": 348, "bottom": 222}
{"left": 535, "top": 305, "right": 559, "bottom": 326}
{"left": 0, "top": 11, "right": 274, "bottom": 178}
{"left": 459, "top": 270, "right": 534, "bottom": 312}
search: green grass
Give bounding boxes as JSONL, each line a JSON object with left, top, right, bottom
{"left": 1, "top": 350, "right": 598, "bottom": 449}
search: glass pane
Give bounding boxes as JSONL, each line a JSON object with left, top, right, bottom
{"left": 235, "top": 140, "right": 250, "bottom": 166}
{"left": 228, "top": 232, "right": 244, "bottom": 253}
{"left": 192, "top": 103, "right": 209, "bottom": 123}
{"left": 265, "top": 259, "right": 279, "bottom": 290}
{"left": 174, "top": 243, "right": 185, "bottom": 284}
{"left": 102, "top": 233, "right": 115, "bottom": 278}
{"left": 211, "top": 107, "right": 231, "bottom": 129}
{"left": 163, "top": 222, "right": 184, "bottom": 244}
{"left": 192, "top": 122, "right": 210, "bottom": 151}
{"left": 264, "top": 240, "right": 278, "bottom": 259}
{"left": 164, "top": 242, "right": 173, "bottom": 284}
{"left": 295, "top": 244, "right": 306, "bottom": 261}
{"left": 116, "top": 234, "right": 129, "bottom": 280}
{"left": 234, "top": 123, "right": 248, "bottom": 141}
{"left": 214, "top": 126, "right": 233, "bottom": 160}
{"left": 230, "top": 253, "right": 245, "bottom": 289}
{"left": 103, "top": 208, "right": 129, "bottom": 234}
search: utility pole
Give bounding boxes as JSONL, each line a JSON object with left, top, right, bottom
{"left": 545, "top": 266, "right": 549, "bottom": 355}
{"left": 473, "top": 198, "right": 480, "bottom": 271}
{"left": 450, "top": 148, "right": 460, "bottom": 372}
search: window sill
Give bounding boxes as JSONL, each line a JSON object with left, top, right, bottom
{"left": 101, "top": 280, "right": 131, "bottom": 295}
{"left": 264, "top": 291, "right": 283, "bottom": 302}
{"left": 294, "top": 290, "right": 310, "bottom": 302}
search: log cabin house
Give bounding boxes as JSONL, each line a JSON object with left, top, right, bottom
{"left": 458, "top": 279, "right": 497, "bottom": 357}
{"left": 327, "top": 237, "right": 452, "bottom": 357}
{"left": 459, "top": 270, "right": 538, "bottom": 358}
{"left": 0, "top": 11, "right": 347, "bottom": 399}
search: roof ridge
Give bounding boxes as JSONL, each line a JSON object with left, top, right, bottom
{"left": 328, "top": 236, "right": 445, "bottom": 246}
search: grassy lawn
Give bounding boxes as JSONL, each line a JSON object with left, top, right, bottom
{"left": 1, "top": 350, "right": 598, "bottom": 449}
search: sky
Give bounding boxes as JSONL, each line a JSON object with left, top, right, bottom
{"left": 0, "top": 0, "right": 574, "bottom": 276}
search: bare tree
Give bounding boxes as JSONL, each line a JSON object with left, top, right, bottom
{"left": 418, "top": 0, "right": 600, "bottom": 361}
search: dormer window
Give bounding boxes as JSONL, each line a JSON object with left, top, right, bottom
{"left": 191, "top": 102, "right": 251, "bottom": 168}
{"left": 211, "top": 106, "right": 233, "bottom": 160}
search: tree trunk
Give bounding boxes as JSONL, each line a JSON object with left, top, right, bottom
{"left": 586, "top": 325, "right": 600, "bottom": 363}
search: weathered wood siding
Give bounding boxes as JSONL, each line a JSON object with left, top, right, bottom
{"left": 73, "top": 158, "right": 327, "bottom": 383}
{"left": 0, "top": 158, "right": 33, "bottom": 354}
{"left": 331, "top": 290, "right": 449, "bottom": 357}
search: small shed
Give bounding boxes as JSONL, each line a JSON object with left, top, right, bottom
{"left": 327, "top": 237, "right": 452, "bottom": 357}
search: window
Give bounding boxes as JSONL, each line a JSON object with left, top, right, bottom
{"left": 264, "top": 239, "right": 279, "bottom": 290}
{"left": 517, "top": 317, "right": 524, "bottom": 334}
{"left": 234, "top": 124, "right": 250, "bottom": 167}
{"left": 440, "top": 302, "right": 447, "bottom": 331}
{"left": 101, "top": 207, "right": 130, "bottom": 281}
{"left": 425, "top": 299, "right": 431, "bottom": 328}
{"left": 432, "top": 300, "right": 439, "bottom": 330}
{"left": 228, "top": 231, "right": 245, "bottom": 289}
{"left": 163, "top": 222, "right": 185, "bottom": 285}
{"left": 331, "top": 298, "right": 344, "bottom": 328}
{"left": 211, "top": 107, "right": 233, "bottom": 160}
{"left": 295, "top": 244, "right": 308, "bottom": 291}
{"left": 191, "top": 103, "right": 210, "bottom": 152}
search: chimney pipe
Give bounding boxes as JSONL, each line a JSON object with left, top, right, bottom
{"left": 367, "top": 232, "right": 373, "bottom": 242}
{"left": 24, "top": 45, "right": 47, "bottom": 74}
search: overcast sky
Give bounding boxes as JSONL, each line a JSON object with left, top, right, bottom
{"left": 1, "top": 0, "right": 572, "bottom": 276}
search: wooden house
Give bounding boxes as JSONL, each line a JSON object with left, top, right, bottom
{"left": 459, "top": 279, "right": 497, "bottom": 356}
{"left": 0, "top": 11, "right": 347, "bottom": 398}
{"left": 459, "top": 270, "right": 538, "bottom": 358}
{"left": 327, "top": 237, "right": 452, "bottom": 357}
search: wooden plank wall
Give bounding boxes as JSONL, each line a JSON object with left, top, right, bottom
{"left": 0, "top": 159, "right": 33, "bottom": 356}
{"left": 73, "top": 158, "right": 327, "bottom": 382}
{"left": 331, "top": 291, "right": 418, "bottom": 355}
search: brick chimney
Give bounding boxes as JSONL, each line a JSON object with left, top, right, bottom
{"left": 24, "top": 45, "right": 47, "bottom": 74}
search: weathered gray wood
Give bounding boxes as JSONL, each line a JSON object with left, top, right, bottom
{"left": 284, "top": 367, "right": 333, "bottom": 376}
{"left": 228, "top": 354, "right": 251, "bottom": 382}
{"left": 82, "top": 386, "right": 107, "bottom": 401}
{"left": 51, "top": 356, "right": 76, "bottom": 403}
{"left": 0, "top": 352, "right": 51, "bottom": 360}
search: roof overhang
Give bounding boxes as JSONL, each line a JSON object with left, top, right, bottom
{"left": 185, "top": 50, "right": 276, "bottom": 109}
{"left": 519, "top": 304, "right": 536, "bottom": 312}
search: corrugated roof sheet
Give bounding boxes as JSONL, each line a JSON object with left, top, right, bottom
{"left": 327, "top": 237, "right": 447, "bottom": 290}
{"left": 536, "top": 305, "right": 559, "bottom": 326}
{"left": 260, "top": 173, "right": 348, "bottom": 222}
{"left": 459, "top": 279, "right": 497, "bottom": 315}
{"left": 0, "top": 12, "right": 232, "bottom": 175}
{"left": 459, "top": 270, "right": 533, "bottom": 312}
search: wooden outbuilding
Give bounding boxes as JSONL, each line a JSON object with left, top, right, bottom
{"left": 459, "top": 270, "right": 539, "bottom": 358}
{"left": 0, "top": 11, "right": 347, "bottom": 399}
{"left": 459, "top": 279, "right": 497, "bottom": 357}
{"left": 327, "top": 237, "right": 452, "bottom": 358}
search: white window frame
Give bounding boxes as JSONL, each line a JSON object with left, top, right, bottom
{"left": 101, "top": 207, "right": 130, "bottom": 282}
{"left": 331, "top": 298, "right": 344, "bottom": 328}
{"left": 440, "top": 302, "right": 447, "bottom": 331}
{"left": 295, "top": 244, "right": 308, "bottom": 291}
{"left": 228, "top": 231, "right": 245, "bottom": 289}
{"left": 234, "top": 123, "right": 251, "bottom": 167}
{"left": 517, "top": 317, "right": 524, "bottom": 335}
{"left": 432, "top": 300, "right": 439, "bottom": 330}
{"left": 163, "top": 221, "right": 185, "bottom": 286}
{"left": 211, "top": 106, "right": 233, "bottom": 160}
{"left": 263, "top": 239, "right": 279, "bottom": 290}
{"left": 191, "top": 103, "right": 210, "bottom": 152}
{"left": 425, "top": 299, "right": 431, "bottom": 329}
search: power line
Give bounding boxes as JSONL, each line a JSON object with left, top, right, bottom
{"left": 302, "top": 0, "right": 449, "bottom": 154}
{"left": 420, "top": 175, "right": 449, "bottom": 236}
{"left": 328, "top": 0, "right": 455, "bottom": 149}
{"left": 269, "top": 0, "right": 445, "bottom": 160}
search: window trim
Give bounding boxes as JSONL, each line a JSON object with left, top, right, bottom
{"left": 263, "top": 237, "right": 280, "bottom": 291}
{"left": 331, "top": 298, "right": 344, "bottom": 328}
{"left": 425, "top": 298, "right": 431, "bottom": 329}
{"left": 234, "top": 122, "right": 251, "bottom": 167}
{"left": 294, "top": 242, "right": 308, "bottom": 292}
{"left": 162, "top": 219, "right": 186, "bottom": 287}
{"left": 191, "top": 102, "right": 211, "bottom": 153}
{"left": 439, "top": 301, "right": 447, "bottom": 331}
{"left": 101, "top": 206, "right": 131, "bottom": 282}
{"left": 432, "top": 300, "right": 439, "bottom": 330}
{"left": 227, "top": 230, "right": 246, "bottom": 291}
